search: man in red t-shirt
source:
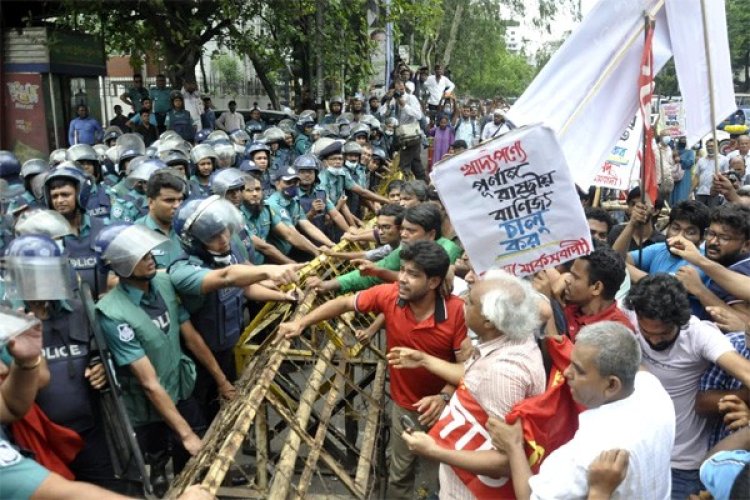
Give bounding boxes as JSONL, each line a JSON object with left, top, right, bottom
{"left": 561, "top": 247, "right": 633, "bottom": 340}
{"left": 280, "top": 240, "right": 467, "bottom": 499}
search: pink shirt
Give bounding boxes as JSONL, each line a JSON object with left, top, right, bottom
{"left": 439, "top": 334, "right": 546, "bottom": 499}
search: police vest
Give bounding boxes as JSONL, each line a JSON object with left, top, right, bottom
{"left": 96, "top": 273, "right": 196, "bottom": 427}
{"left": 65, "top": 216, "right": 108, "bottom": 299}
{"left": 168, "top": 110, "right": 195, "bottom": 142}
{"left": 173, "top": 243, "right": 246, "bottom": 353}
{"left": 86, "top": 186, "right": 112, "bottom": 219}
{"left": 298, "top": 188, "right": 328, "bottom": 230}
{"left": 35, "top": 300, "right": 95, "bottom": 434}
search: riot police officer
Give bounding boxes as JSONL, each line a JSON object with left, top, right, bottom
{"left": 110, "top": 158, "right": 167, "bottom": 223}
{"left": 43, "top": 165, "right": 110, "bottom": 298}
{"left": 189, "top": 144, "right": 217, "bottom": 198}
{"left": 169, "top": 196, "right": 301, "bottom": 419}
{"left": 295, "top": 154, "right": 350, "bottom": 240}
{"left": 210, "top": 168, "right": 255, "bottom": 262}
{"left": 7, "top": 159, "right": 48, "bottom": 213}
{"left": 95, "top": 223, "right": 225, "bottom": 494}
{"left": 321, "top": 96, "right": 344, "bottom": 125}
{"left": 166, "top": 92, "right": 195, "bottom": 142}
{"left": 67, "top": 144, "right": 112, "bottom": 218}
{"left": 294, "top": 116, "right": 315, "bottom": 156}
{"left": 244, "top": 142, "right": 274, "bottom": 196}
{"left": 4, "top": 234, "right": 127, "bottom": 492}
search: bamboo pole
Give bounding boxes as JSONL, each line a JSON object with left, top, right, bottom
{"left": 268, "top": 341, "right": 337, "bottom": 499}
{"left": 560, "top": 0, "right": 666, "bottom": 137}
{"left": 699, "top": 0, "right": 721, "bottom": 174}
{"left": 354, "top": 360, "right": 387, "bottom": 494}
{"left": 293, "top": 361, "right": 347, "bottom": 500}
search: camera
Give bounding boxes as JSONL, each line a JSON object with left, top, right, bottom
{"left": 393, "top": 91, "right": 403, "bottom": 99}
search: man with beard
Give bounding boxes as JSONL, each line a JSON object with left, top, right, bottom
{"left": 624, "top": 274, "right": 750, "bottom": 499}
{"left": 241, "top": 174, "right": 323, "bottom": 264}
{"left": 673, "top": 205, "right": 750, "bottom": 319}
{"left": 612, "top": 199, "right": 711, "bottom": 283}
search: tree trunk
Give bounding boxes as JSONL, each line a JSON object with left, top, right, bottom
{"left": 249, "top": 54, "right": 280, "bottom": 109}
{"left": 441, "top": 0, "right": 464, "bottom": 68}
{"left": 199, "top": 51, "right": 209, "bottom": 93}
{"left": 745, "top": 49, "right": 750, "bottom": 92}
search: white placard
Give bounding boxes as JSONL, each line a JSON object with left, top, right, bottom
{"left": 431, "top": 125, "right": 592, "bottom": 276}
{"left": 591, "top": 114, "right": 642, "bottom": 191}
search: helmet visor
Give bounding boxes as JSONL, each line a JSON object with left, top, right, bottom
{"left": 189, "top": 197, "right": 244, "bottom": 245}
{"left": 2, "top": 256, "right": 75, "bottom": 301}
{"left": 14, "top": 210, "right": 73, "bottom": 239}
{"left": 115, "top": 133, "right": 147, "bottom": 156}
{"left": 104, "top": 225, "right": 169, "bottom": 277}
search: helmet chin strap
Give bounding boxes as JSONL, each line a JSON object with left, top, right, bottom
{"left": 208, "top": 250, "right": 233, "bottom": 267}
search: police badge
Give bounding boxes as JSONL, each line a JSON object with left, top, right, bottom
{"left": 118, "top": 323, "right": 135, "bottom": 342}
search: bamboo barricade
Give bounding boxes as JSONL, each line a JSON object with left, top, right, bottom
{"left": 169, "top": 219, "right": 396, "bottom": 498}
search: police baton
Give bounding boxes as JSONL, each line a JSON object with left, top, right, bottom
{"left": 79, "top": 282, "right": 154, "bottom": 497}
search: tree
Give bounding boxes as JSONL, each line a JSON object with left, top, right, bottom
{"left": 727, "top": 0, "right": 750, "bottom": 92}
{"left": 212, "top": 53, "right": 242, "bottom": 95}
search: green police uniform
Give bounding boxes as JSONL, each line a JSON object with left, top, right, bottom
{"left": 266, "top": 191, "right": 307, "bottom": 255}
{"left": 239, "top": 202, "right": 283, "bottom": 264}
{"left": 317, "top": 168, "right": 356, "bottom": 205}
{"left": 135, "top": 214, "right": 184, "bottom": 269}
{"left": 97, "top": 273, "right": 195, "bottom": 427}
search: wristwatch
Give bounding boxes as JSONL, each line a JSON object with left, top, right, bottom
{"left": 439, "top": 392, "right": 451, "bottom": 403}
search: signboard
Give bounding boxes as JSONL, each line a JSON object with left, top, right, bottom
{"left": 431, "top": 125, "right": 592, "bottom": 276}
{"left": 3, "top": 73, "right": 49, "bottom": 161}
{"left": 659, "top": 101, "right": 686, "bottom": 138}
{"left": 591, "top": 114, "right": 642, "bottom": 191}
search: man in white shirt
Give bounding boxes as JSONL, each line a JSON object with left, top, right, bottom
{"left": 489, "top": 321, "right": 675, "bottom": 500}
{"left": 216, "top": 100, "right": 246, "bottom": 132}
{"left": 624, "top": 273, "right": 750, "bottom": 499}
{"left": 480, "top": 109, "right": 511, "bottom": 142}
{"left": 378, "top": 80, "right": 426, "bottom": 180}
{"left": 423, "top": 64, "right": 455, "bottom": 118}
{"left": 181, "top": 81, "right": 204, "bottom": 132}
{"left": 693, "top": 138, "right": 729, "bottom": 207}
{"left": 727, "top": 134, "right": 750, "bottom": 175}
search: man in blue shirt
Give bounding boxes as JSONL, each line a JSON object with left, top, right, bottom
{"left": 68, "top": 105, "right": 102, "bottom": 146}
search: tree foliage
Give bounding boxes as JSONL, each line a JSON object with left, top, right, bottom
{"left": 212, "top": 53, "right": 241, "bottom": 95}
{"left": 727, "top": 0, "right": 750, "bottom": 92}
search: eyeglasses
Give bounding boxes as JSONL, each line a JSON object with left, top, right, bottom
{"left": 667, "top": 223, "right": 700, "bottom": 239}
{"left": 705, "top": 229, "right": 742, "bottom": 245}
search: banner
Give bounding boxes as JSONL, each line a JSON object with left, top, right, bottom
{"left": 665, "top": 0, "right": 735, "bottom": 147}
{"left": 431, "top": 125, "right": 592, "bottom": 276}
{"left": 3, "top": 73, "right": 49, "bottom": 161}
{"left": 505, "top": 0, "right": 672, "bottom": 190}
{"left": 591, "top": 115, "right": 642, "bottom": 191}
{"left": 659, "top": 101, "right": 686, "bottom": 138}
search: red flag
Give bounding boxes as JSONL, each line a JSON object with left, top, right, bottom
{"left": 638, "top": 18, "right": 658, "bottom": 204}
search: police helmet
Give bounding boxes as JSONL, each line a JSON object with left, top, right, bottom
{"left": 230, "top": 129, "right": 250, "bottom": 146}
{"left": 239, "top": 159, "right": 262, "bottom": 176}
{"left": 14, "top": 208, "right": 74, "bottom": 239}
{"left": 212, "top": 139, "right": 236, "bottom": 167}
{"left": 103, "top": 126, "right": 123, "bottom": 145}
{"left": 94, "top": 223, "right": 168, "bottom": 278}
{"left": 172, "top": 195, "right": 244, "bottom": 250}
{"left": 20, "top": 159, "right": 49, "bottom": 180}
{"left": 207, "top": 130, "right": 230, "bottom": 143}
{"left": 296, "top": 115, "right": 315, "bottom": 130}
{"left": 245, "top": 122, "right": 264, "bottom": 137}
{"left": 3, "top": 234, "right": 74, "bottom": 301}
{"left": 49, "top": 149, "right": 69, "bottom": 167}
{"left": 371, "top": 147, "right": 387, "bottom": 163}
{"left": 330, "top": 95, "right": 344, "bottom": 105}
{"left": 342, "top": 141, "right": 362, "bottom": 156}
{"left": 127, "top": 158, "right": 167, "bottom": 188}
{"left": 0, "top": 151, "right": 21, "bottom": 182}
{"left": 210, "top": 168, "right": 250, "bottom": 197}
{"left": 350, "top": 123, "right": 370, "bottom": 139}
{"left": 190, "top": 144, "right": 218, "bottom": 165}
{"left": 159, "top": 130, "right": 182, "bottom": 143}
{"left": 43, "top": 163, "right": 91, "bottom": 210}
{"left": 263, "top": 126, "right": 286, "bottom": 144}
{"left": 195, "top": 128, "right": 213, "bottom": 144}
{"left": 245, "top": 142, "right": 271, "bottom": 160}
{"left": 293, "top": 154, "right": 320, "bottom": 172}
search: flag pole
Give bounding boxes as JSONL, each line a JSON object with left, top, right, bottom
{"left": 640, "top": 14, "right": 655, "bottom": 204}
{"left": 560, "top": 0, "right": 666, "bottom": 137}
{"left": 700, "top": 0, "right": 721, "bottom": 174}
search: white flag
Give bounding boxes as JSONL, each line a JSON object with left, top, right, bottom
{"left": 506, "top": 0, "right": 675, "bottom": 190}
{"left": 665, "top": 0, "right": 735, "bottom": 146}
